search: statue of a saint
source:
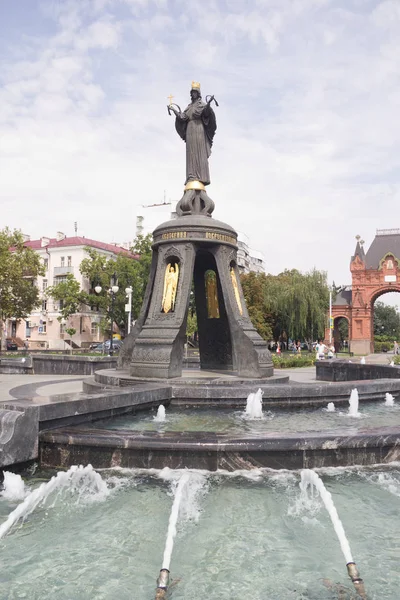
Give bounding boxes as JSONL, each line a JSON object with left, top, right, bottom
{"left": 205, "top": 270, "right": 220, "bottom": 319}
{"left": 162, "top": 263, "right": 179, "bottom": 313}
{"left": 230, "top": 267, "right": 243, "bottom": 315}
{"left": 168, "top": 82, "right": 217, "bottom": 186}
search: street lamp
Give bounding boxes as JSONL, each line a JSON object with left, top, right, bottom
{"left": 125, "top": 287, "right": 133, "bottom": 334}
{"left": 95, "top": 281, "right": 119, "bottom": 355}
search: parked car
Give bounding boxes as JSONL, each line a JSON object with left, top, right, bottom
{"left": 91, "top": 339, "right": 123, "bottom": 353}
{"left": 5, "top": 339, "right": 18, "bottom": 351}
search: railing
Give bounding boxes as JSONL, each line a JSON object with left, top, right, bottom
{"left": 53, "top": 266, "right": 74, "bottom": 276}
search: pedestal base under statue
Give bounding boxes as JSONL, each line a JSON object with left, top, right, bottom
{"left": 125, "top": 213, "right": 272, "bottom": 379}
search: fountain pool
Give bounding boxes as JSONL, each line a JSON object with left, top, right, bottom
{"left": 88, "top": 400, "right": 400, "bottom": 435}
{"left": 1, "top": 465, "right": 399, "bottom": 599}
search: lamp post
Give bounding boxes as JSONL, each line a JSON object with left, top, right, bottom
{"left": 95, "top": 282, "right": 119, "bottom": 356}
{"left": 125, "top": 287, "right": 133, "bottom": 334}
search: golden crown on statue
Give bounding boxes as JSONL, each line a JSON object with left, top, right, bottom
{"left": 191, "top": 81, "right": 201, "bottom": 90}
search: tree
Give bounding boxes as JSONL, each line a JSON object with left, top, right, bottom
{"left": 373, "top": 301, "right": 400, "bottom": 339}
{"left": 0, "top": 228, "right": 45, "bottom": 350}
{"left": 65, "top": 327, "right": 77, "bottom": 354}
{"left": 241, "top": 268, "right": 329, "bottom": 343}
{"left": 79, "top": 235, "right": 153, "bottom": 336}
{"left": 241, "top": 272, "right": 274, "bottom": 340}
{"left": 46, "top": 273, "right": 84, "bottom": 320}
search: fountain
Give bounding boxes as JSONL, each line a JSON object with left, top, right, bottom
{"left": 0, "top": 472, "right": 26, "bottom": 501}
{"left": 154, "top": 405, "right": 166, "bottom": 422}
{"left": 360, "top": 357, "right": 366, "bottom": 365}
{"left": 326, "top": 402, "right": 335, "bottom": 412}
{"left": 245, "top": 388, "right": 263, "bottom": 419}
{"left": 385, "top": 393, "right": 395, "bottom": 407}
{"left": 300, "top": 470, "right": 366, "bottom": 599}
{"left": 155, "top": 472, "right": 190, "bottom": 598}
{"left": 0, "top": 465, "right": 107, "bottom": 540}
{"left": 348, "top": 388, "right": 360, "bottom": 417}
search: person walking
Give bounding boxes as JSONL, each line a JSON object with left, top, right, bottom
{"left": 23, "top": 339, "right": 29, "bottom": 354}
{"left": 394, "top": 340, "right": 399, "bottom": 355}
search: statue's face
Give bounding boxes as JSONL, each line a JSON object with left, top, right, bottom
{"left": 190, "top": 89, "right": 200, "bottom": 102}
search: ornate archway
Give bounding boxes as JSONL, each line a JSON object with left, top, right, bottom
{"left": 329, "top": 230, "right": 400, "bottom": 354}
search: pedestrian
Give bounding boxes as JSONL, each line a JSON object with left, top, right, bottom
{"left": 316, "top": 339, "right": 326, "bottom": 360}
{"left": 276, "top": 341, "right": 281, "bottom": 354}
{"left": 394, "top": 340, "right": 399, "bottom": 355}
{"left": 23, "top": 339, "right": 29, "bottom": 353}
{"left": 297, "top": 340, "right": 301, "bottom": 355}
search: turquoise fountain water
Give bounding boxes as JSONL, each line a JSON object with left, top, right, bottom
{"left": 1, "top": 465, "right": 400, "bottom": 598}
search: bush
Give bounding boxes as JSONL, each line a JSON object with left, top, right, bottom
{"left": 272, "top": 354, "right": 315, "bottom": 368}
{"left": 374, "top": 341, "right": 393, "bottom": 353}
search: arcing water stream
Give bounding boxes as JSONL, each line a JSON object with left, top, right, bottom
{"left": 0, "top": 464, "right": 108, "bottom": 539}
{"left": 300, "top": 469, "right": 366, "bottom": 598}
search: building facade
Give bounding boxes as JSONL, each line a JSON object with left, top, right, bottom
{"left": 7, "top": 232, "right": 135, "bottom": 350}
{"left": 237, "top": 236, "right": 265, "bottom": 274}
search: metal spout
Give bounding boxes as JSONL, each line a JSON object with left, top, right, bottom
{"left": 155, "top": 569, "right": 170, "bottom": 599}
{"left": 346, "top": 562, "right": 367, "bottom": 599}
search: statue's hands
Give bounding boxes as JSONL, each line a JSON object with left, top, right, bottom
{"left": 207, "top": 95, "right": 215, "bottom": 105}
{"left": 168, "top": 106, "right": 179, "bottom": 116}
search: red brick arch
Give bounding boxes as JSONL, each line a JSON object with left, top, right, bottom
{"left": 328, "top": 231, "right": 400, "bottom": 354}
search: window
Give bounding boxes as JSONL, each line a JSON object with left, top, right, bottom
{"left": 91, "top": 321, "right": 99, "bottom": 336}
{"left": 41, "top": 299, "right": 47, "bottom": 311}
{"left": 57, "top": 276, "right": 67, "bottom": 283}
{"left": 67, "top": 256, "right": 72, "bottom": 267}
{"left": 61, "top": 257, "right": 65, "bottom": 267}
{"left": 59, "top": 299, "right": 64, "bottom": 310}
{"left": 42, "top": 279, "right": 48, "bottom": 291}
{"left": 38, "top": 321, "right": 47, "bottom": 334}
{"left": 43, "top": 258, "right": 48, "bottom": 270}
{"left": 60, "top": 322, "right": 65, "bottom": 337}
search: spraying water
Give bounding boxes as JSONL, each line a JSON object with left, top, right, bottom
{"left": 360, "top": 357, "right": 366, "bottom": 365}
{"left": 348, "top": 388, "right": 360, "bottom": 417}
{"left": 390, "top": 360, "right": 394, "bottom": 367}
{"left": 245, "top": 388, "right": 263, "bottom": 419}
{"left": 154, "top": 405, "right": 166, "bottom": 422}
{"left": 161, "top": 472, "right": 190, "bottom": 571}
{"left": 384, "top": 393, "right": 395, "bottom": 407}
{"left": 300, "top": 470, "right": 353, "bottom": 564}
{"left": 326, "top": 402, "right": 335, "bottom": 412}
{"left": 1, "top": 472, "right": 27, "bottom": 501}
{"left": 0, "top": 465, "right": 108, "bottom": 540}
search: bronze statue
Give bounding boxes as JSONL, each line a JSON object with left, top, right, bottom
{"left": 205, "top": 270, "right": 220, "bottom": 319}
{"left": 168, "top": 82, "right": 217, "bottom": 187}
{"left": 162, "top": 263, "right": 179, "bottom": 313}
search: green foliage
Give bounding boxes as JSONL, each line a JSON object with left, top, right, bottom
{"left": 373, "top": 301, "right": 400, "bottom": 339}
{"left": 392, "top": 355, "right": 400, "bottom": 365}
{"left": 272, "top": 354, "right": 316, "bottom": 368}
{"left": 79, "top": 235, "right": 153, "bottom": 335}
{"left": 186, "top": 311, "right": 198, "bottom": 338}
{"left": 46, "top": 273, "right": 84, "bottom": 319}
{"left": 241, "top": 268, "right": 329, "bottom": 342}
{"left": 240, "top": 272, "right": 273, "bottom": 340}
{"left": 373, "top": 341, "right": 393, "bottom": 353}
{"left": 0, "top": 228, "right": 45, "bottom": 349}
{"left": 65, "top": 327, "right": 76, "bottom": 337}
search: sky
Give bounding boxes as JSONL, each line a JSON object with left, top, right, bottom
{"left": 1, "top": 0, "right": 400, "bottom": 295}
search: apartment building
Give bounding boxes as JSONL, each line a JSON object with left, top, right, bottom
{"left": 8, "top": 232, "right": 135, "bottom": 350}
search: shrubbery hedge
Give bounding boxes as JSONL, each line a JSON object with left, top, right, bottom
{"left": 272, "top": 354, "right": 316, "bottom": 368}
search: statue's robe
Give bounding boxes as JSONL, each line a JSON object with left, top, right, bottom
{"left": 175, "top": 99, "right": 216, "bottom": 185}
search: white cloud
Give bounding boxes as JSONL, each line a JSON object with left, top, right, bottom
{"left": 1, "top": 0, "right": 400, "bottom": 290}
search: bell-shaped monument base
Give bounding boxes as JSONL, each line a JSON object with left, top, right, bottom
{"left": 121, "top": 214, "right": 273, "bottom": 380}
